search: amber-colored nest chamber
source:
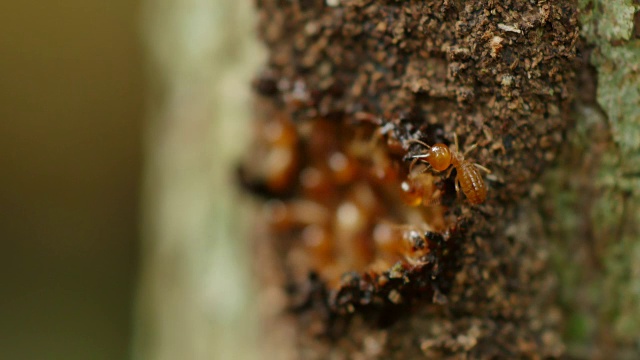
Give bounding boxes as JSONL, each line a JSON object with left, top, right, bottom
{"left": 241, "top": 103, "right": 468, "bottom": 312}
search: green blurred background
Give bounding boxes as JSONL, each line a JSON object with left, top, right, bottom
{"left": 0, "top": 0, "right": 260, "bottom": 359}
{"left": 0, "top": 1, "right": 142, "bottom": 359}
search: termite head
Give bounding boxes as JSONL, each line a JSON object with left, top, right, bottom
{"left": 411, "top": 143, "right": 452, "bottom": 172}
{"left": 426, "top": 144, "right": 452, "bottom": 171}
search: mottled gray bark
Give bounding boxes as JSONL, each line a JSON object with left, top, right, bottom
{"left": 542, "top": 0, "right": 640, "bottom": 357}
{"left": 134, "top": 1, "right": 263, "bottom": 359}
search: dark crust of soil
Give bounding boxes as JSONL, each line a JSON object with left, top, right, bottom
{"left": 250, "top": 0, "right": 579, "bottom": 358}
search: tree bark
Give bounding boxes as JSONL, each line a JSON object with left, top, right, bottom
{"left": 249, "top": 0, "right": 577, "bottom": 358}
{"left": 134, "top": 1, "right": 263, "bottom": 359}
{"left": 541, "top": 0, "right": 640, "bottom": 357}
{"left": 247, "top": 0, "right": 640, "bottom": 358}
{"left": 135, "top": 0, "right": 640, "bottom": 358}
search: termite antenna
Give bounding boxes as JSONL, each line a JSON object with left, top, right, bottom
{"left": 405, "top": 138, "right": 431, "bottom": 149}
{"left": 407, "top": 138, "right": 432, "bottom": 174}
{"left": 453, "top": 133, "right": 460, "bottom": 153}
{"left": 463, "top": 143, "right": 478, "bottom": 156}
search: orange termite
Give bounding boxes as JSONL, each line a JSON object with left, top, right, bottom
{"left": 407, "top": 134, "right": 490, "bottom": 205}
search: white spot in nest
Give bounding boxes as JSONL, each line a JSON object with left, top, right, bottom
{"left": 266, "top": 147, "right": 293, "bottom": 174}
{"left": 401, "top": 181, "right": 411, "bottom": 192}
{"left": 326, "top": 0, "right": 340, "bottom": 7}
{"left": 304, "top": 22, "right": 319, "bottom": 36}
{"left": 329, "top": 152, "right": 348, "bottom": 172}
{"left": 336, "top": 202, "right": 363, "bottom": 231}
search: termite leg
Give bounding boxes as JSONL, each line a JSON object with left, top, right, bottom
{"left": 444, "top": 165, "right": 454, "bottom": 178}
{"left": 454, "top": 178, "right": 460, "bottom": 194}
{"left": 473, "top": 163, "right": 492, "bottom": 174}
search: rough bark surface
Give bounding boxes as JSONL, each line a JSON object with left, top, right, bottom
{"left": 246, "top": 0, "right": 580, "bottom": 358}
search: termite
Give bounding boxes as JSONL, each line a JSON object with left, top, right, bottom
{"left": 407, "top": 134, "right": 490, "bottom": 205}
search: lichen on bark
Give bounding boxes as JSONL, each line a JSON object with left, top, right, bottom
{"left": 542, "top": 0, "right": 640, "bottom": 355}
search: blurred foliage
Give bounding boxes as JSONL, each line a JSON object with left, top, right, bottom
{"left": 0, "top": 1, "right": 142, "bottom": 359}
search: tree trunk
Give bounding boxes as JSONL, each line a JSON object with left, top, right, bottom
{"left": 246, "top": 0, "right": 640, "bottom": 358}
{"left": 134, "top": 1, "right": 263, "bottom": 359}
{"left": 541, "top": 0, "right": 640, "bottom": 357}
{"left": 135, "top": 0, "right": 640, "bottom": 358}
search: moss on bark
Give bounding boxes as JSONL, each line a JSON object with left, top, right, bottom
{"left": 542, "top": 0, "right": 640, "bottom": 356}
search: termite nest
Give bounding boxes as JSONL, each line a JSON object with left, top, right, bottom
{"left": 240, "top": 101, "right": 485, "bottom": 314}
{"left": 246, "top": 0, "right": 579, "bottom": 356}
